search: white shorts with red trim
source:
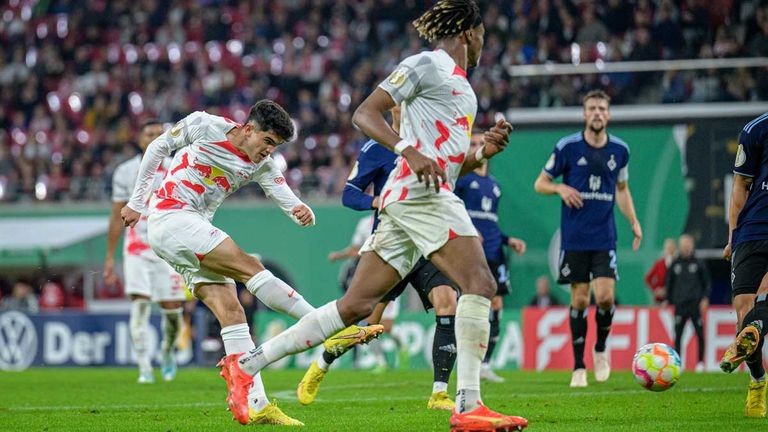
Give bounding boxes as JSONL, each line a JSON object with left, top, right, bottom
{"left": 124, "top": 254, "right": 186, "bottom": 301}
{"left": 360, "top": 195, "right": 477, "bottom": 278}
{"left": 147, "top": 210, "right": 233, "bottom": 293}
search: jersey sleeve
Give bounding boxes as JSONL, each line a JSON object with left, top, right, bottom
{"left": 126, "top": 113, "right": 205, "bottom": 213}
{"left": 342, "top": 146, "right": 384, "bottom": 211}
{"left": 542, "top": 145, "right": 567, "bottom": 179}
{"left": 734, "top": 128, "right": 761, "bottom": 178}
{"left": 253, "top": 157, "right": 314, "bottom": 226}
{"left": 618, "top": 150, "right": 629, "bottom": 183}
{"left": 378, "top": 53, "right": 437, "bottom": 104}
{"left": 111, "top": 164, "right": 132, "bottom": 203}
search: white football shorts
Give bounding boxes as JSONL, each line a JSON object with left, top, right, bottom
{"left": 147, "top": 210, "right": 234, "bottom": 293}
{"left": 360, "top": 195, "right": 477, "bottom": 278}
{"left": 123, "top": 255, "right": 186, "bottom": 301}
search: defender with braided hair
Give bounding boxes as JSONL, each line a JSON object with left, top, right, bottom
{"left": 222, "top": 1, "right": 528, "bottom": 430}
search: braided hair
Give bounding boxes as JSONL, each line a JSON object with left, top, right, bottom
{"left": 412, "top": 0, "right": 482, "bottom": 42}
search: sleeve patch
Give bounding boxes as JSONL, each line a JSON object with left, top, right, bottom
{"left": 735, "top": 144, "right": 746, "bottom": 167}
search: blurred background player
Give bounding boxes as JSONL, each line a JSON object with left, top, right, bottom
{"left": 665, "top": 234, "right": 710, "bottom": 372}
{"left": 529, "top": 276, "right": 560, "bottom": 308}
{"left": 300, "top": 107, "right": 460, "bottom": 411}
{"left": 721, "top": 111, "right": 768, "bottom": 418}
{"left": 104, "top": 119, "right": 186, "bottom": 383}
{"left": 645, "top": 238, "right": 677, "bottom": 305}
{"left": 456, "top": 133, "right": 527, "bottom": 383}
{"left": 231, "top": 1, "right": 529, "bottom": 429}
{"left": 534, "top": 90, "right": 642, "bottom": 388}
{"left": 121, "top": 101, "right": 382, "bottom": 426}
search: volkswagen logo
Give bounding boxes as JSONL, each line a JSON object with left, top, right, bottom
{"left": 0, "top": 311, "right": 38, "bottom": 371}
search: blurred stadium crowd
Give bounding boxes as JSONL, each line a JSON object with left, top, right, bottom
{"left": 0, "top": 0, "right": 767, "bottom": 203}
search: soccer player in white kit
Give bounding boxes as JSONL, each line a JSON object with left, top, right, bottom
{"left": 120, "top": 101, "right": 383, "bottom": 426}
{"left": 104, "top": 120, "right": 187, "bottom": 384}
{"left": 227, "top": 2, "right": 529, "bottom": 430}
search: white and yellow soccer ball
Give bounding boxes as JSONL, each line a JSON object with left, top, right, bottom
{"left": 632, "top": 343, "right": 682, "bottom": 392}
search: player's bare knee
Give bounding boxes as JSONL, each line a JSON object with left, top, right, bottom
{"left": 571, "top": 296, "right": 589, "bottom": 310}
{"left": 337, "top": 297, "right": 374, "bottom": 325}
{"left": 596, "top": 297, "right": 614, "bottom": 310}
{"left": 462, "top": 270, "right": 496, "bottom": 299}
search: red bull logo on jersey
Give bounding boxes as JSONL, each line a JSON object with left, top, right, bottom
{"left": 204, "top": 166, "right": 232, "bottom": 192}
{"left": 453, "top": 114, "right": 473, "bottom": 138}
{"left": 170, "top": 152, "right": 232, "bottom": 192}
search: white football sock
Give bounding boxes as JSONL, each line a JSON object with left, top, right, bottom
{"left": 455, "top": 294, "right": 491, "bottom": 414}
{"left": 161, "top": 307, "right": 183, "bottom": 355}
{"left": 317, "top": 355, "right": 332, "bottom": 372}
{"left": 433, "top": 381, "right": 448, "bottom": 394}
{"left": 221, "top": 323, "right": 268, "bottom": 411}
{"left": 130, "top": 298, "right": 152, "bottom": 373}
{"left": 246, "top": 270, "right": 315, "bottom": 319}
{"left": 239, "top": 301, "right": 345, "bottom": 376}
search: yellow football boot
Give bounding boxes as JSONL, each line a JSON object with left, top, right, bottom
{"left": 427, "top": 391, "right": 455, "bottom": 411}
{"left": 720, "top": 325, "right": 760, "bottom": 373}
{"left": 248, "top": 401, "right": 305, "bottom": 426}
{"left": 297, "top": 360, "right": 327, "bottom": 405}
{"left": 323, "top": 324, "right": 384, "bottom": 356}
{"left": 746, "top": 381, "right": 767, "bottom": 418}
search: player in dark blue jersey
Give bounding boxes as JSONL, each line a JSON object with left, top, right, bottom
{"left": 719, "top": 112, "right": 768, "bottom": 417}
{"left": 534, "top": 90, "right": 642, "bottom": 388}
{"left": 456, "top": 134, "right": 527, "bottom": 383}
{"left": 298, "top": 107, "right": 460, "bottom": 411}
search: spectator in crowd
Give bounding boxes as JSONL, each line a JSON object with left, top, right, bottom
{"left": 530, "top": 276, "right": 560, "bottom": 308}
{"left": 665, "top": 234, "right": 710, "bottom": 372}
{"left": 0, "top": 1, "right": 765, "bottom": 203}
{"left": 644, "top": 238, "right": 676, "bottom": 305}
{"left": 0, "top": 280, "right": 39, "bottom": 313}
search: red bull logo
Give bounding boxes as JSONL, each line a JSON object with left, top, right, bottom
{"left": 170, "top": 151, "right": 232, "bottom": 192}
{"left": 204, "top": 166, "right": 232, "bottom": 192}
{"left": 453, "top": 115, "right": 473, "bottom": 138}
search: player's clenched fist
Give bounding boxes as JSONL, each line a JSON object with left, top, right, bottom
{"left": 481, "top": 118, "right": 513, "bottom": 158}
{"left": 121, "top": 205, "right": 141, "bottom": 228}
{"left": 291, "top": 204, "right": 315, "bottom": 226}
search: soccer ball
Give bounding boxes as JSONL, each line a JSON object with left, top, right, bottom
{"left": 631, "top": 343, "right": 682, "bottom": 392}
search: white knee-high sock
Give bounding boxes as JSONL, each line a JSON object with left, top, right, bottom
{"left": 130, "top": 298, "right": 152, "bottom": 373}
{"left": 221, "top": 323, "right": 268, "bottom": 411}
{"left": 239, "top": 301, "right": 345, "bottom": 376}
{"left": 161, "top": 307, "right": 183, "bottom": 355}
{"left": 455, "top": 294, "right": 491, "bottom": 414}
{"left": 246, "top": 270, "right": 315, "bottom": 319}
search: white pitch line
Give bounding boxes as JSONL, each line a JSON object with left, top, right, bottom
{"left": 3, "top": 386, "right": 743, "bottom": 412}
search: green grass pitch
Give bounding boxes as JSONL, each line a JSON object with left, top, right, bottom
{"left": 0, "top": 368, "right": 762, "bottom": 431}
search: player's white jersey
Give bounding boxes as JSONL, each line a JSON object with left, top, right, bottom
{"left": 127, "top": 111, "right": 304, "bottom": 223}
{"left": 377, "top": 49, "right": 478, "bottom": 208}
{"left": 112, "top": 155, "right": 169, "bottom": 260}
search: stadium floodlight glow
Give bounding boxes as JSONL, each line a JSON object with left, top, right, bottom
{"left": 570, "top": 43, "right": 581, "bottom": 66}
{"left": 56, "top": 15, "right": 67, "bottom": 38}
{"left": 47, "top": 93, "right": 60, "bottom": 112}
{"left": 145, "top": 43, "right": 160, "bottom": 62}
{"left": 317, "top": 35, "right": 329, "bottom": 48}
{"left": 241, "top": 54, "right": 255, "bottom": 68}
{"left": 292, "top": 37, "right": 305, "bottom": 50}
{"left": 20, "top": 5, "right": 31, "bottom": 21}
{"left": 273, "top": 40, "right": 286, "bottom": 55}
{"left": 270, "top": 57, "right": 284, "bottom": 75}
{"left": 327, "top": 134, "right": 340, "bottom": 149}
{"left": 36, "top": 23, "right": 48, "bottom": 39}
{"left": 35, "top": 131, "right": 47, "bottom": 144}
{"left": 0, "top": 180, "right": 5, "bottom": 200}
{"left": 68, "top": 93, "right": 82, "bottom": 113}
{"left": 76, "top": 130, "right": 89, "bottom": 144}
{"left": 128, "top": 92, "right": 143, "bottom": 115}
{"left": 168, "top": 43, "right": 181, "bottom": 64}
{"left": 124, "top": 45, "right": 138, "bottom": 64}
{"left": 205, "top": 41, "right": 221, "bottom": 63}
{"left": 226, "top": 40, "right": 243, "bottom": 56}
{"left": 35, "top": 180, "right": 47, "bottom": 201}
{"left": 304, "top": 136, "right": 317, "bottom": 150}
{"left": 25, "top": 48, "right": 36, "bottom": 68}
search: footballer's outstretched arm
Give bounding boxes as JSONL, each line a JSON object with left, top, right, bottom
{"left": 122, "top": 117, "right": 198, "bottom": 226}
{"left": 256, "top": 158, "right": 315, "bottom": 226}
{"left": 352, "top": 88, "right": 400, "bottom": 151}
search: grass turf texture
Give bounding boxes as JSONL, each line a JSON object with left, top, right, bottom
{"left": 0, "top": 368, "right": 762, "bottom": 431}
